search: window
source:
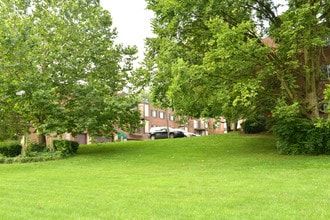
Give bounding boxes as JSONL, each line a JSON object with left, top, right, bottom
{"left": 144, "top": 104, "right": 149, "bottom": 117}
{"left": 159, "top": 111, "right": 164, "bottom": 119}
{"left": 151, "top": 110, "right": 157, "bottom": 117}
{"left": 194, "top": 120, "right": 199, "bottom": 129}
{"left": 169, "top": 114, "right": 175, "bottom": 121}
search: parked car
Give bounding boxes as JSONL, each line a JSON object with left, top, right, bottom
{"left": 183, "top": 131, "right": 199, "bottom": 137}
{"left": 172, "top": 129, "right": 199, "bottom": 137}
{"left": 149, "top": 127, "right": 185, "bottom": 140}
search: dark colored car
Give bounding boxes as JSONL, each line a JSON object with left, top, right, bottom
{"left": 149, "top": 127, "right": 185, "bottom": 140}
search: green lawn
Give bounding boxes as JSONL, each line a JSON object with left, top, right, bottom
{"left": 1, "top": 133, "right": 329, "bottom": 219}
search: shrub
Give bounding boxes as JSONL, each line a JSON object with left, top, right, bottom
{"left": 326, "top": 140, "right": 330, "bottom": 155}
{"left": 272, "top": 117, "right": 330, "bottom": 155}
{"left": 0, "top": 140, "right": 78, "bottom": 164}
{"left": 241, "top": 116, "right": 267, "bottom": 134}
{"left": 0, "top": 151, "right": 63, "bottom": 164}
{"left": 304, "top": 127, "right": 328, "bottom": 155}
{"left": 53, "top": 140, "right": 79, "bottom": 155}
{"left": 0, "top": 153, "right": 5, "bottom": 163}
{"left": 0, "top": 141, "right": 22, "bottom": 157}
{"left": 70, "top": 141, "right": 79, "bottom": 153}
{"left": 28, "top": 143, "right": 47, "bottom": 152}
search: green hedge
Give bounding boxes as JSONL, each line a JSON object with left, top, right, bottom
{"left": 0, "top": 140, "right": 79, "bottom": 164}
{"left": 53, "top": 140, "right": 79, "bottom": 155}
{"left": 0, "top": 151, "right": 62, "bottom": 164}
{"left": 272, "top": 117, "right": 330, "bottom": 155}
{"left": 0, "top": 141, "right": 22, "bottom": 157}
{"left": 28, "top": 143, "right": 47, "bottom": 152}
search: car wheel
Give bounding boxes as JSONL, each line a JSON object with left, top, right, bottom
{"left": 169, "top": 133, "right": 174, "bottom": 138}
{"left": 150, "top": 135, "right": 155, "bottom": 140}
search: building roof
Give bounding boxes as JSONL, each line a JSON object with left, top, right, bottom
{"left": 262, "top": 37, "right": 277, "bottom": 48}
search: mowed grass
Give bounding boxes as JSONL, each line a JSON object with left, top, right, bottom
{"left": 1, "top": 133, "right": 329, "bottom": 219}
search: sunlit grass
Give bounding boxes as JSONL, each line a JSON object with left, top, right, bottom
{"left": 1, "top": 133, "right": 329, "bottom": 219}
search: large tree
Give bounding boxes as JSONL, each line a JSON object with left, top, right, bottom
{"left": 0, "top": 0, "right": 141, "bottom": 145}
{"left": 141, "top": 0, "right": 330, "bottom": 127}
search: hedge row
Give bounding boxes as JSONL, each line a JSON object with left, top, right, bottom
{"left": 0, "top": 151, "right": 63, "bottom": 164}
{"left": 0, "top": 140, "right": 79, "bottom": 164}
{"left": 0, "top": 141, "right": 22, "bottom": 157}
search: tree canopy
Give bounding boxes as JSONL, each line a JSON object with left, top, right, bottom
{"left": 140, "top": 0, "right": 330, "bottom": 126}
{"left": 0, "top": 0, "right": 141, "bottom": 143}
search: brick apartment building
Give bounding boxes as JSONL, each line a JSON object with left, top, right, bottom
{"left": 134, "top": 101, "right": 227, "bottom": 140}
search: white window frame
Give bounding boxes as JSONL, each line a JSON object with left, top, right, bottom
{"left": 151, "top": 110, "right": 157, "bottom": 117}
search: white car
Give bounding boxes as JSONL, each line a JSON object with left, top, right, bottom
{"left": 183, "top": 131, "right": 198, "bottom": 137}
{"left": 172, "top": 129, "right": 199, "bottom": 137}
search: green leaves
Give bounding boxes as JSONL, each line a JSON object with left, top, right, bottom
{"left": 144, "top": 0, "right": 330, "bottom": 124}
{"left": 0, "top": 0, "right": 140, "bottom": 142}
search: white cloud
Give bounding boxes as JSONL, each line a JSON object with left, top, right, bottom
{"left": 100, "top": 0, "right": 154, "bottom": 63}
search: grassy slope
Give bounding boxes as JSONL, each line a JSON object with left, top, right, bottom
{"left": 1, "top": 133, "right": 329, "bottom": 219}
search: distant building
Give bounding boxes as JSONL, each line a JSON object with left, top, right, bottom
{"left": 136, "top": 101, "right": 227, "bottom": 139}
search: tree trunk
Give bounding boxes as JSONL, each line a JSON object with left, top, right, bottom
{"left": 302, "top": 42, "right": 321, "bottom": 120}
{"left": 21, "top": 134, "right": 28, "bottom": 155}
{"left": 305, "top": 91, "right": 319, "bottom": 120}
{"left": 226, "top": 121, "right": 232, "bottom": 132}
{"left": 233, "top": 122, "right": 238, "bottom": 131}
{"left": 165, "top": 108, "right": 170, "bottom": 138}
{"left": 38, "top": 133, "right": 47, "bottom": 146}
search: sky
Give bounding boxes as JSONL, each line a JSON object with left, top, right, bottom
{"left": 99, "top": 0, "right": 287, "bottom": 64}
{"left": 100, "top": 0, "right": 154, "bottom": 63}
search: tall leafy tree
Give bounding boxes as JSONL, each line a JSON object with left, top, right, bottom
{"left": 141, "top": 0, "right": 330, "bottom": 128}
{"left": 0, "top": 0, "right": 141, "bottom": 145}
